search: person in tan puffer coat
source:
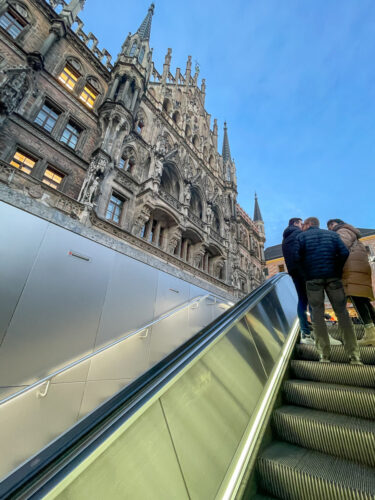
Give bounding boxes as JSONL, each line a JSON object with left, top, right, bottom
{"left": 327, "top": 219, "right": 375, "bottom": 345}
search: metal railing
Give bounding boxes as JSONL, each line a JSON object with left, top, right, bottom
{"left": 0, "top": 293, "right": 233, "bottom": 407}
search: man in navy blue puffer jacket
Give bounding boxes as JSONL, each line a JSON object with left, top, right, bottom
{"left": 282, "top": 218, "right": 313, "bottom": 343}
{"left": 295, "top": 217, "right": 361, "bottom": 364}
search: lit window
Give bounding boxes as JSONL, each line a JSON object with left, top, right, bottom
{"left": 79, "top": 84, "right": 98, "bottom": 109}
{"left": 58, "top": 65, "right": 79, "bottom": 91}
{"left": 106, "top": 193, "right": 124, "bottom": 224}
{"left": 34, "top": 103, "right": 60, "bottom": 132}
{"left": 278, "top": 264, "right": 285, "bottom": 272}
{"left": 61, "top": 122, "right": 81, "bottom": 149}
{"left": 0, "top": 8, "right": 27, "bottom": 38}
{"left": 42, "top": 167, "right": 65, "bottom": 190}
{"left": 10, "top": 150, "right": 36, "bottom": 174}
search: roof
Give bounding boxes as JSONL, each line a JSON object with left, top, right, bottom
{"left": 236, "top": 204, "right": 259, "bottom": 233}
{"left": 136, "top": 4, "right": 154, "bottom": 41}
{"left": 222, "top": 122, "right": 231, "bottom": 164}
{"left": 358, "top": 228, "right": 375, "bottom": 238}
{"left": 253, "top": 194, "right": 263, "bottom": 222}
{"left": 264, "top": 244, "right": 283, "bottom": 261}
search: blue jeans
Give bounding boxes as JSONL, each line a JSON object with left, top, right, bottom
{"left": 291, "top": 273, "right": 310, "bottom": 335}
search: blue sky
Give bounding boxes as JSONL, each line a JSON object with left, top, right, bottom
{"left": 80, "top": 0, "right": 375, "bottom": 247}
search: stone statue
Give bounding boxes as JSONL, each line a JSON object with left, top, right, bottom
{"left": 0, "top": 69, "right": 29, "bottom": 120}
{"left": 184, "top": 184, "right": 191, "bottom": 204}
{"left": 78, "top": 156, "right": 106, "bottom": 203}
{"left": 206, "top": 205, "right": 213, "bottom": 224}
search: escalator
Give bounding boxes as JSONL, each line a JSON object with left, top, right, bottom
{"left": 1, "top": 274, "right": 374, "bottom": 499}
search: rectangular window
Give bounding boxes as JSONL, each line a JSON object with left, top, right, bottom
{"left": 42, "top": 167, "right": 65, "bottom": 190}
{"left": 58, "top": 65, "right": 79, "bottom": 91}
{"left": 10, "top": 150, "right": 36, "bottom": 174}
{"left": 0, "top": 8, "right": 27, "bottom": 38}
{"left": 278, "top": 264, "right": 285, "bottom": 272}
{"left": 106, "top": 193, "right": 124, "bottom": 224}
{"left": 79, "top": 85, "right": 98, "bottom": 109}
{"left": 34, "top": 103, "right": 60, "bottom": 133}
{"left": 61, "top": 122, "right": 81, "bottom": 149}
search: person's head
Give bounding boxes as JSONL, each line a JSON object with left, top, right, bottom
{"left": 303, "top": 217, "right": 320, "bottom": 231}
{"left": 289, "top": 217, "right": 303, "bottom": 229}
{"left": 327, "top": 218, "right": 344, "bottom": 231}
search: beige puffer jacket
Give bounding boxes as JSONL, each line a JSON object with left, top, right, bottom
{"left": 334, "top": 224, "right": 374, "bottom": 300}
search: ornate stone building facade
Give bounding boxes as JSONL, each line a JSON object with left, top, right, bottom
{"left": 0, "top": 0, "right": 266, "bottom": 297}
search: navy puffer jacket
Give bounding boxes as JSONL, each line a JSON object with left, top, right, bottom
{"left": 282, "top": 225, "right": 302, "bottom": 275}
{"left": 295, "top": 226, "right": 349, "bottom": 280}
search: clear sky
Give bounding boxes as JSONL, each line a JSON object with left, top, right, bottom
{"left": 80, "top": 0, "right": 375, "bottom": 247}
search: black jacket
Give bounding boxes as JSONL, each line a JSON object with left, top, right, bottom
{"left": 282, "top": 225, "right": 302, "bottom": 275}
{"left": 295, "top": 226, "right": 349, "bottom": 280}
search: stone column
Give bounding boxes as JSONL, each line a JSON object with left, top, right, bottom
{"left": 107, "top": 75, "right": 121, "bottom": 101}
{"left": 154, "top": 221, "right": 162, "bottom": 246}
{"left": 131, "top": 87, "right": 140, "bottom": 111}
{"left": 118, "top": 79, "right": 130, "bottom": 104}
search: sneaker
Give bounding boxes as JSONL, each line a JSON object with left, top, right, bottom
{"left": 300, "top": 334, "right": 315, "bottom": 345}
{"left": 319, "top": 355, "right": 331, "bottom": 363}
{"left": 329, "top": 334, "right": 342, "bottom": 345}
{"left": 349, "top": 356, "right": 363, "bottom": 366}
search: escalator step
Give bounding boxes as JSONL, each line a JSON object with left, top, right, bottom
{"left": 257, "top": 441, "right": 375, "bottom": 500}
{"left": 295, "top": 344, "right": 375, "bottom": 364}
{"left": 283, "top": 380, "right": 375, "bottom": 420}
{"left": 291, "top": 360, "right": 375, "bottom": 388}
{"left": 273, "top": 405, "right": 375, "bottom": 467}
{"left": 252, "top": 495, "right": 279, "bottom": 499}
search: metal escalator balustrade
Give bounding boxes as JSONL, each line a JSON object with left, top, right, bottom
{"left": 0, "top": 292, "right": 232, "bottom": 484}
{"left": 0, "top": 274, "right": 298, "bottom": 499}
{"left": 254, "top": 330, "right": 375, "bottom": 500}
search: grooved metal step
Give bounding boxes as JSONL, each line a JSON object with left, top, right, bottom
{"left": 327, "top": 324, "right": 365, "bottom": 341}
{"left": 295, "top": 344, "right": 375, "bottom": 364}
{"left": 257, "top": 441, "right": 375, "bottom": 500}
{"left": 291, "top": 360, "right": 375, "bottom": 388}
{"left": 283, "top": 379, "right": 375, "bottom": 420}
{"left": 273, "top": 405, "right": 375, "bottom": 467}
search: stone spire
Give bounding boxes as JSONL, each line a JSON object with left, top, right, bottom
{"left": 136, "top": 3, "right": 155, "bottom": 41}
{"left": 253, "top": 192, "right": 263, "bottom": 222}
{"left": 222, "top": 121, "right": 231, "bottom": 164}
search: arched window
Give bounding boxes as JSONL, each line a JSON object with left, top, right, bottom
{"left": 119, "top": 148, "right": 136, "bottom": 175}
{"left": 129, "top": 42, "right": 137, "bottom": 57}
{"left": 209, "top": 155, "right": 214, "bottom": 169}
{"left": 190, "top": 188, "right": 203, "bottom": 219}
{"left": 160, "top": 164, "right": 180, "bottom": 200}
{"left": 138, "top": 46, "right": 145, "bottom": 64}
{"left": 162, "top": 98, "right": 172, "bottom": 114}
{"left": 225, "top": 164, "right": 231, "bottom": 182}
{"left": 212, "top": 207, "right": 220, "bottom": 233}
{"left": 172, "top": 111, "right": 180, "bottom": 126}
{"left": 185, "top": 124, "right": 192, "bottom": 140}
{"left": 192, "top": 135, "right": 200, "bottom": 149}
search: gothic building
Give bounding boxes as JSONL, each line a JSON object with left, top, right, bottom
{"left": 0, "top": 0, "right": 266, "bottom": 297}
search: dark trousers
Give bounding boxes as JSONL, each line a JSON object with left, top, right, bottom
{"left": 306, "top": 278, "right": 359, "bottom": 359}
{"left": 291, "top": 273, "right": 310, "bottom": 335}
{"left": 350, "top": 296, "right": 375, "bottom": 325}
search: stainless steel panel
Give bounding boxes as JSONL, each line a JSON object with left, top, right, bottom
{"left": 87, "top": 331, "right": 151, "bottom": 383}
{"left": 160, "top": 318, "right": 267, "bottom": 499}
{"left": 49, "top": 401, "right": 189, "bottom": 499}
{"left": 78, "top": 378, "right": 132, "bottom": 420}
{"left": 93, "top": 252, "right": 158, "bottom": 349}
{"left": 0, "top": 202, "right": 48, "bottom": 345}
{"left": 0, "top": 381, "right": 85, "bottom": 481}
{"left": 153, "top": 271, "right": 190, "bottom": 316}
{"left": 0, "top": 224, "right": 114, "bottom": 387}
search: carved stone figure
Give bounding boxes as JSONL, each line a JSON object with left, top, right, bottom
{"left": 184, "top": 184, "right": 191, "bottom": 204}
{"left": 0, "top": 70, "right": 29, "bottom": 121}
{"left": 78, "top": 155, "right": 107, "bottom": 203}
{"left": 206, "top": 205, "right": 213, "bottom": 225}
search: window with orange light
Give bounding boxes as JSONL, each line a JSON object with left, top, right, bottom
{"left": 10, "top": 150, "right": 36, "bottom": 174}
{"left": 79, "top": 84, "right": 98, "bottom": 109}
{"left": 58, "top": 64, "right": 79, "bottom": 91}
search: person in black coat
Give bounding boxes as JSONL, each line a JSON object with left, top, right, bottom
{"left": 295, "top": 217, "right": 361, "bottom": 364}
{"left": 282, "top": 217, "right": 313, "bottom": 343}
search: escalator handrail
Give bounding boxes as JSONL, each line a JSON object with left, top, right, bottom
{"left": 0, "top": 292, "right": 233, "bottom": 407}
{"left": 1, "top": 274, "right": 289, "bottom": 499}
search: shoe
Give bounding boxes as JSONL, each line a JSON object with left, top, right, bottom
{"left": 349, "top": 356, "right": 363, "bottom": 366}
{"left": 307, "top": 323, "right": 314, "bottom": 331}
{"left": 329, "top": 334, "right": 342, "bottom": 345}
{"left": 319, "top": 355, "right": 331, "bottom": 363}
{"left": 300, "top": 334, "right": 315, "bottom": 345}
{"left": 358, "top": 324, "right": 375, "bottom": 346}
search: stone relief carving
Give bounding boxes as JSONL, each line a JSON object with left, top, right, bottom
{"left": 78, "top": 155, "right": 108, "bottom": 204}
{"left": 0, "top": 69, "right": 30, "bottom": 123}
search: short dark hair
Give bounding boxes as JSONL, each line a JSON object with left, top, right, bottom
{"left": 304, "top": 217, "right": 320, "bottom": 227}
{"left": 289, "top": 217, "right": 302, "bottom": 226}
{"left": 327, "top": 219, "right": 344, "bottom": 228}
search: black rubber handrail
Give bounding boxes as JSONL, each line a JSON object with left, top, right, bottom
{"left": 1, "top": 273, "right": 288, "bottom": 500}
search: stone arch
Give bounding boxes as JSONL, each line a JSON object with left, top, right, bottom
{"left": 176, "top": 227, "right": 204, "bottom": 264}
{"left": 139, "top": 206, "right": 180, "bottom": 251}
{"left": 119, "top": 145, "right": 137, "bottom": 175}
{"left": 189, "top": 185, "right": 204, "bottom": 219}
{"left": 162, "top": 97, "right": 172, "bottom": 114}
{"left": 172, "top": 110, "right": 181, "bottom": 126}
{"left": 185, "top": 124, "right": 192, "bottom": 140}
{"left": 160, "top": 162, "right": 181, "bottom": 200}
{"left": 192, "top": 134, "right": 200, "bottom": 150}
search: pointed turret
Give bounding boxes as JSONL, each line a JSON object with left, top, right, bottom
{"left": 136, "top": 3, "right": 155, "bottom": 41}
{"left": 253, "top": 192, "right": 265, "bottom": 238}
{"left": 222, "top": 121, "right": 231, "bottom": 164}
{"left": 253, "top": 192, "right": 263, "bottom": 222}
